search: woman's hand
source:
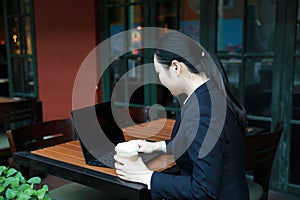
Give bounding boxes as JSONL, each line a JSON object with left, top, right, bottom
{"left": 114, "top": 155, "right": 153, "bottom": 186}
{"left": 130, "top": 140, "right": 162, "bottom": 153}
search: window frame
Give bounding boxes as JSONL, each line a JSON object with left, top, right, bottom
{"left": 3, "top": 0, "right": 38, "bottom": 98}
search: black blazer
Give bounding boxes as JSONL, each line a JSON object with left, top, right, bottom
{"left": 150, "top": 80, "right": 249, "bottom": 200}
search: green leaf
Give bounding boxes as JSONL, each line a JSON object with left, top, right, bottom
{"left": 3, "top": 177, "right": 18, "bottom": 188}
{"left": 24, "top": 187, "right": 34, "bottom": 196}
{"left": 36, "top": 187, "right": 47, "bottom": 199}
{"left": 0, "top": 185, "right": 5, "bottom": 193}
{"left": 0, "top": 176, "right": 5, "bottom": 184}
{"left": 0, "top": 196, "right": 4, "bottom": 200}
{"left": 0, "top": 166, "right": 6, "bottom": 175}
{"left": 27, "top": 177, "right": 41, "bottom": 184}
{"left": 14, "top": 183, "right": 31, "bottom": 192}
{"left": 15, "top": 172, "right": 26, "bottom": 183}
{"left": 6, "top": 168, "right": 18, "bottom": 177}
{"left": 42, "top": 185, "right": 49, "bottom": 191}
{"left": 17, "top": 193, "right": 31, "bottom": 200}
{"left": 10, "top": 180, "right": 19, "bottom": 188}
{"left": 5, "top": 188, "right": 16, "bottom": 199}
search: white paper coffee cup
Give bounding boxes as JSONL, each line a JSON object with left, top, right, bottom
{"left": 115, "top": 141, "right": 139, "bottom": 161}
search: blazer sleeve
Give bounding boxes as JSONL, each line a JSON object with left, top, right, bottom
{"left": 150, "top": 103, "right": 226, "bottom": 199}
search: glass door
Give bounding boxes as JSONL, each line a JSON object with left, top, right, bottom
{"left": 3, "top": 0, "right": 38, "bottom": 98}
{"left": 100, "top": 0, "right": 147, "bottom": 107}
{"left": 99, "top": 0, "right": 202, "bottom": 119}
{"left": 216, "top": 0, "right": 276, "bottom": 130}
{"left": 289, "top": 0, "right": 300, "bottom": 193}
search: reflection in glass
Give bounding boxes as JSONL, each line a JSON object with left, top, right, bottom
{"left": 217, "top": 0, "right": 244, "bottom": 53}
{"left": 109, "top": 0, "right": 125, "bottom": 4}
{"left": 217, "top": 0, "right": 276, "bottom": 53}
{"left": 24, "top": 17, "right": 32, "bottom": 55}
{"left": 109, "top": 6, "right": 125, "bottom": 57}
{"left": 8, "top": 16, "right": 32, "bottom": 55}
{"left": 7, "top": 0, "right": 17, "bottom": 15}
{"left": 156, "top": 1, "right": 177, "bottom": 29}
{"left": 109, "top": 0, "right": 142, "bottom": 4}
{"left": 10, "top": 57, "right": 34, "bottom": 94}
{"left": 24, "top": 58, "right": 33, "bottom": 93}
{"left": 220, "top": 58, "right": 242, "bottom": 98}
{"left": 244, "top": 58, "right": 273, "bottom": 117}
{"left": 107, "top": 2, "right": 146, "bottom": 105}
{"left": 7, "top": 0, "right": 31, "bottom": 15}
{"left": 180, "top": 0, "right": 200, "bottom": 41}
{"left": 20, "top": 0, "right": 30, "bottom": 14}
{"left": 11, "top": 58, "right": 22, "bottom": 93}
{"left": 246, "top": 0, "right": 276, "bottom": 53}
{"left": 296, "top": 0, "right": 300, "bottom": 51}
{"left": 109, "top": 4, "right": 143, "bottom": 56}
{"left": 9, "top": 17, "right": 20, "bottom": 54}
{"left": 108, "top": 55, "right": 144, "bottom": 102}
{"left": 293, "top": 58, "right": 300, "bottom": 120}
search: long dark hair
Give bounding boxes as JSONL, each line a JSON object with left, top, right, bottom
{"left": 154, "top": 31, "right": 247, "bottom": 134}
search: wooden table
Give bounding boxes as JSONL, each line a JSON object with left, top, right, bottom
{"left": 0, "top": 96, "right": 20, "bottom": 103}
{"left": 13, "top": 118, "right": 176, "bottom": 200}
{"left": 12, "top": 117, "right": 264, "bottom": 199}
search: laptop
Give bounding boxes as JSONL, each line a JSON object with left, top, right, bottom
{"left": 71, "top": 101, "right": 163, "bottom": 168}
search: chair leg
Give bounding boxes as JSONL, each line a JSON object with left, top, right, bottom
{"left": 260, "top": 192, "right": 268, "bottom": 200}
{"left": 0, "top": 155, "right": 10, "bottom": 166}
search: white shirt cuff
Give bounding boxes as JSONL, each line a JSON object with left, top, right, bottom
{"left": 147, "top": 171, "right": 154, "bottom": 189}
{"left": 160, "top": 141, "right": 167, "bottom": 153}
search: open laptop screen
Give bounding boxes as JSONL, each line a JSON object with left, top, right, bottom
{"left": 71, "top": 101, "right": 125, "bottom": 162}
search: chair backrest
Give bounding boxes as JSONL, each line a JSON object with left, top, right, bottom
{"left": 0, "top": 98, "right": 36, "bottom": 131}
{"left": 128, "top": 106, "right": 150, "bottom": 124}
{"left": 0, "top": 98, "right": 37, "bottom": 164}
{"left": 245, "top": 121, "right": 284, "bottom": 199}
{"left": 6, "top": 118, "right": 76, "bottom": 153}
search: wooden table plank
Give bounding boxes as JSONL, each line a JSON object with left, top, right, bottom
{"left": 0, "top": 97, "right": 19, "bottom": 103}
{"left": 123, "top": 118, "right": 175, "bottom": 141}
{"left": 33, "top": 146, "right": 117, "bottom": 175}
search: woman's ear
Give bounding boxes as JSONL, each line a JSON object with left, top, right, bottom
{"left": 171, "top": 60, "right": 181, "bottom": 76}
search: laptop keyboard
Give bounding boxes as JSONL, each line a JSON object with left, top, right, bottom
{"left": 87, "top": 151, "right": 164, "bottom": 169}
{"left": 88, "top": 151, "right": 116, "bottom": 168}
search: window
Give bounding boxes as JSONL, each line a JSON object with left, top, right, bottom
{"left": 99, "top": 0, "right": 201, "bottom": 118}
{"left": 3, "top": 0, "right": 37, "bottom": 98}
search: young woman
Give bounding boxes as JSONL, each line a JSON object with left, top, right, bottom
{"left": 114, "top": 31, "right": 249, "bottom": 200}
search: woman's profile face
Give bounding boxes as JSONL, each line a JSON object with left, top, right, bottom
{"left": 154, "top": 55, "right": 177, "bottom": 95}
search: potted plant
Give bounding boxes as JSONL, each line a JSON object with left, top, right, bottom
{"left": 0, "top": 166, "right": 51, "bottom": 200}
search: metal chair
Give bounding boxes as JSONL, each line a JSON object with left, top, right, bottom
{"left": 0, "top": 98, "right": 36, "bottom": 165}
{"left": 6, "top": 118, "right": 125, "bottom": 200}
{"left": 245, "top": 121, "right": 284, "bottom": 200}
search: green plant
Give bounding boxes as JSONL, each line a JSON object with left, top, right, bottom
{"left": 0, "top": 166, "right": 51, "bottom": 200}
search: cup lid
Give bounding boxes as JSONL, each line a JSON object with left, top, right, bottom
{"left": 115, "top": 141, "right": 139, "bottom": 153}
